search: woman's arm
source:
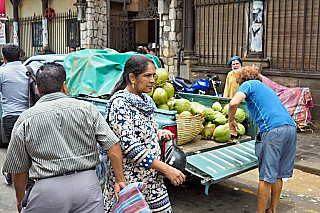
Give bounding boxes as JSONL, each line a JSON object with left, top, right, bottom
{"left": 149, "top": 158, "right": 186, "bottom": 186}
{"left": 108, "top": 99, "right": 156, "bottom": 168}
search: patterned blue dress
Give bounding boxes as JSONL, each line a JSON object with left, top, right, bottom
{"left": 103, "top": 91, "right": 173, "bottom": 213}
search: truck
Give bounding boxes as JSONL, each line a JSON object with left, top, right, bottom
{"left": 0, "top": 50, "right": 258, "bottom": 195}
{"left": 76, "top": 92, "right": 258, "bottom": 195}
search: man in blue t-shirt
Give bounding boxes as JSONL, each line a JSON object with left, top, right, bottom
{"left": 228, "top": 66, "right": 296, "bottom": 213}
{"left": 0, "top": 43, "right": 35, "bottom": 188}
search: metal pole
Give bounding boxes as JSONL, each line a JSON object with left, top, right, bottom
{"left": 315, "top": 1, "right": 320, "bottom": 71}
{"left": 184, "top": 0, "right": 195, "bottom": 56}
{"left": 308, "top": 0, "right": 314, "bottom": 71}
{"left": 282, "top": 0, "right": 287, "bottom": 70}
{"left": 41, "top": 0, "right": 50, "bottom": 53}
{"left": 288, "top": 0, "right": 293, "bottom": 70}
{"left": 301, "top": 0, "right": 308, "bottom": 71}
{"left": 12, "top": 0, "right": 19, "bottom": 46}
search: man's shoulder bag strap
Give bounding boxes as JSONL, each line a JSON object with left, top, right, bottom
{"left": 25, "top": 66, "right": 39, "bottom": 108}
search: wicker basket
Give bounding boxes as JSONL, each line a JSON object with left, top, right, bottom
{"left": 176, "top": 114, "right": 204, "bottom": 145}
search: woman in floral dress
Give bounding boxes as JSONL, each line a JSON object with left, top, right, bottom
{"left": 103, "top": 55, "right": 185, "bottom": 212}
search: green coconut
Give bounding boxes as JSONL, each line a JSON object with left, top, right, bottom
{"left": 158, "top": 104, "right": 169, "bottom": 110}
{"left": 214, "top": 113, "right": 227, "bottom": 125}
{"left": 206, "top": 111, "right": 221, "bottom": 121}
{"left": 204, "top": 107, "right": 214, "bottom": 117}
{"left": 167, "top": 102, "right": 175, "bottom": 110}
{"left": 162, "top": 82, "right": 174, "bottom": 99}
{"left": 201, "top": 126, "right": 214, "bottom": 140}
{"left": 152, "top": 88, "right": 168, "bottom": 105}
{"left": 207, "top": 123, "right": 216, "bottom": 130}
{"left": 200, "top": 124, "right": 205, "bottom": 134}
{"left": 191, "top": 102, "right": 206, "bottom": 117}
{"left": 235, "top": 108, "right": 246, "bottom": 123}
{"left": 222, "top": 104, "right": 229, "bottom": 115}
{"left": 180, "top": 111, "right": 192, "bottom": 116}
{"left": 167, "top": 101, "right": 175, "bottom": 110}
{"left": 155, "top": 68, "right": 168, "bottom": 85}
{"left": 174, "top": 99, "right": 191, "bottom": 113}
{"left": 147, "top": 87, "right": 154, "bottom": 97}
{"left": 212, "top": 101, "right": 222, "bottom": 111}
{"left": 213, "top": 124, "right": 231, "bottom": 143}
{"left": 236, "top": 123, "right": 246, "bottom": 135}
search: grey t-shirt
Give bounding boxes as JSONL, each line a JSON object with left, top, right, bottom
{"left": 0, "top": 61, "right": 35, "bottom": 117}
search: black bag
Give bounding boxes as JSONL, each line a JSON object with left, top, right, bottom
{"left": 26, "top": 66, "right": 41, "bottom": 108}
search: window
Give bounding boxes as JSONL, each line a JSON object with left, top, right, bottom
{"left": 32, "top": 22, "right": 42, "bottom": 47}
{"left": 66, "top": 18, "right": 80, "bottom": 47}
{"left": 25, "top": 60, "right": 45, "bottom": 69}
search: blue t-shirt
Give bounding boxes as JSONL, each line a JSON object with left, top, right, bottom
{"left": 238, "top": 80, "right": 296, "bottom": 132}
{"left": 0, "top": 61, "right": 36, "bottom": 117}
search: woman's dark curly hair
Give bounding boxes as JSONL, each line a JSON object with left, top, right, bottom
{"left": 235, "top": 66, "right": 262, "bottom": 85}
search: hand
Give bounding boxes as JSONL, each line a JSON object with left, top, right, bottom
{"left": 158, "top": 129, "right": 174, "bottom": 142}
{"left": 229, "top": 120, "right": 239, "bottom": 136}
{"left": 114, "top": 181, "right": 126, "bottom": 202}
{"left": 163, "top": 166, "right": 186, "bottom": 186}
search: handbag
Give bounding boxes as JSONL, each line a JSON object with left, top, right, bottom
{"left": 110, "top": 182, "right": 151, "bottom": 213}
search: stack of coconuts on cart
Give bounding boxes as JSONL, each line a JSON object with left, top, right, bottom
{"left": 148, "top": 68, "right": 247, "bottom": 145}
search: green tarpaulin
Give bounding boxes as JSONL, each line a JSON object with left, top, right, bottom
{"left": 64, "top": 49, "right": 161, "bottom": 97}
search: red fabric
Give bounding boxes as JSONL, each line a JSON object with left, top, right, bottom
{"left": 261, "top": 75, "right": 313, "bottom": 126}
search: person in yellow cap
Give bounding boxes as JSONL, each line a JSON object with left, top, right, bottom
{"left": 223, "top": 56, "right": 243, "bottom": 98}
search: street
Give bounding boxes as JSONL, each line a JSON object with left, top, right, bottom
{"left": 167, "top": 169, "right": 320, "bottom": 212}
{"left": 1, "top": 147, "right": 319, "bottom": 213}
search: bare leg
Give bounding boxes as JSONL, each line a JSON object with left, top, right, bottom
{"left": 267, "top": 178, "right": 283, "bottom": 213}
{"left": 256, "top": 180, "right": 271, "bottom": 213}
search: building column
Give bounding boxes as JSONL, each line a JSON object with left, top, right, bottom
{"left": 80, "top": 0, "right": 108, "bottom": 49}
{"left": 158, "top": 0, "right": 183, "bottom": 78}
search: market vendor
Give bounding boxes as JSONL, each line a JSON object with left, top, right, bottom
{"left": 223, "top": 56, "right": 243, "bottom": 98}
{"left": 228, "top": 66, "right": 296, "bottom": 213}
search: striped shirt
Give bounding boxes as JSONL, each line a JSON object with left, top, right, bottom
{"left": 2, "top": 92, "right": 119, "bottom": 179}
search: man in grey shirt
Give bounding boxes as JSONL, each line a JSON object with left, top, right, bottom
{"left": 0, "top": 43, "right": 33, "bottom": 185}
{"left": 2, "top": 63, "right": 126, "bottom": 213}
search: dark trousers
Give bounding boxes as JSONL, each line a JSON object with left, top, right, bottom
{"left": 3, "top": 115, "right": 20, "bottom": 143}
{"left": 3, "top": 115, "right": 34, "bottom": 189}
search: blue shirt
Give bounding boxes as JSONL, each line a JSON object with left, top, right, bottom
{"left": 238, "top": 80, "right": 296, "bottom": 132}
{"left": 0, "top": 61, "right": 31, "bottom": 117}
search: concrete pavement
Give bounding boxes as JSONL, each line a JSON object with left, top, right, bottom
{"left": 295, "top": 129, "right": 320, "bottom": 176}
{"left": 0, "top": 129, "right": 319, "bottom": 213}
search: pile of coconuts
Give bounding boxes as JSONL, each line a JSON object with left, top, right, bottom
{"left": 148, "top": 68, "right": 247, "bottom": 143}
{"left": 166, "top": 99, "right": 246, "bottom": 143}
{"left": 147, "top": 68, "right": 175, "bottom": 109}
{"left": 201, "top": 102, "right": 246, "bottom": 142}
